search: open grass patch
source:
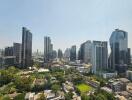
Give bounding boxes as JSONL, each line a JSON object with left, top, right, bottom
{"left": 76, "top": 84, "right": 93, "bottom": 93}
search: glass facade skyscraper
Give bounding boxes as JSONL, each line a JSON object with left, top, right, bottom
{"left": 78, "top": 43, "right": 85, "bottom": 61}
{"left": 21, "top": 27, "right": 32, "bottom": 68}
{"left": 44, "top": 36, "right": 53, "bottom": 62}
{"left": 70, "top": 45, "right": 76, "bottom": 61}
{"left": 109, "top": 29, "right": 128, "bottom": 73}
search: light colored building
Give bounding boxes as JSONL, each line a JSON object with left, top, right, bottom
{"left": 64, "top": 48, "right": 70, "bottom": 61}
{"left": 83, "top": 41, "right": 92, "bottom": 64}
{"left": 92, "top": 41, "right": 108, "bottom": 74}
{"left": 119, "top": 78, "right": 130, "bottom": 91}
{"left": 25, "top": 92, "right": 35, "bottom": 100}
{"left": 13, "top": 43, "right": 21, "bottom": 65}
{"left": 77, "top": 66, "right": 91, "bottom": 74}
{"left": 126, "top": 70, "right": 132, "bottom": 81}
{"left": 101, "top": 87, "right": 112, "bottom": 93}
{"left": 44, "top": 90, "right": 55, "bottom": 99}
{"left": 115, "top": 95, "right": 127, "bottom": 100}
{"left": 127, "top": 83, "right": 132, "bottom": 94}
{"left": 38, "top": 68, "right": 49, "bottom": 73}
{"left": 63, "top": 81, "right": 74, "bottom": 93}
{"left": 103, "top": 72, "right": 117, "bottom": 79}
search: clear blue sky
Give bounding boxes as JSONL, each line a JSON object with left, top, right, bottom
{"left": 0, "top": 0, "right": 132, "bottom": 52}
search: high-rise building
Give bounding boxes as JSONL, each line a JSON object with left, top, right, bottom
{"left": 127, "top": 48, "right": 131, "bottom": 66}
{"left": 70, "top": 45, "right": 76, "bottom": 61}
{"left": 78, "top": 43, "right": 85, "bottom": 61}
{"left": 4, "top": 46, "right": 13, "bottom": 56}
{"left": 21, "top": 27, "right": 32, "bottom": 68}
{"left": 64, "top": 48, "right": 70, "bottom": 61}
{"left": 92, "top": 41, "right": 108, "bottom": 74}
{"left": 52, "top": 50, "right": 57, "bottom": 59}
{"left": 83, "top": 41, "right": 92, "bottom": 64}
{"left": 78, "top": 41, "right": 92, "bottom": 64}
{"left": 109, "top": 29, "right": 129, "bottom": 73}
{"left": 0, "top": 49, "right": 4, "bottom": 57}
{"left": 58, "top": 49, "right": 63, "bottom": 59}
{"left": 44, "top": 36, "right": 53, "bottom": 62}
{"left": 13, "top": 43, "right": 21, "bottom": 65}
{"left": 0, "top": 49, "right": 4, "bottom": 68}
{"left": 4, "top": 46, "right": 15, "bottom": 67}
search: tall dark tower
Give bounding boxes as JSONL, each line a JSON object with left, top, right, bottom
{"left": 21, "top": 27, "right": 32, "bottom": 68}
{"left": 70, "top": 45, "right": 76, "bottom": 61}
{"left": 44, "top": 36, "right": 53, "bottom": 62}
{"left": 109, "top": 29, "right": 128, "bottom": 73}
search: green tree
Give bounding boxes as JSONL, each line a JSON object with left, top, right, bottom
{"left": 2, "top": 95, "right": 11, "bottom": 100}
{"left": 0, "top": 70, "right": 12, "bottom": 86}
{"left": 7, "top": 66, "right": 19, "bottom": 74}
{"left": 96, "top": 94, "right": 107, "bottom": 100}
{"left": 64, "top": 91, "right": 74, "bottom": 100}
{"left": 51, "top": 84, "right": 61, "bottom": 95}
{"left": 14, "top": 76, "right": 33, "bottom": 92}
{"left": 81, "top": 94, "right": 89, "bottom": 100}
{"left": 14, "top": 93, "right": 25, "bottom": 100}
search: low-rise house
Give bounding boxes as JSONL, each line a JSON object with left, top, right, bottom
{"left": 111, "top": 81, "right": 122, "bottom": 92}
{"left": 115, "top": 95, "right": 127, "bottom": 100}
{"left": 118, "top": 91, "right": 131, "bottom": 99}
{"left": 25, "top": 92, "right": 35, "bottom": 100}
{"left": 72, "top": 92, "right": 81, "bottom": 100}
{"left": 103, "top": 72, "right": 117, "bottom": 79}
{"left": 109, "top": 78, "right": 130, "bottom": 92}
{"left": 127, "top": 83, "right": 132, "bottom": 94}
{"left": 38, "top": 68, "right": 49, "bottom": 73}
{"left": 101, "top": 87, "right": 112, "bottom": 93}
{"left": 126, "top": 70, "right": 132, "bottom": 81}
{"left": 44, "top": 90, "right": 55, "bottom": 100}
{"left": 34, "top": 93, "right": 41, "bottom": 100}
{"left": 119, "top": 78, "right": 130, "bottom": 91}
{"left": 86, "top": 79, "right": 100, "bottom": 88}
{"left": 62, "top": 81, "right": 74, "bottom": 93}
{"left": 119, "top": 78, "right": 130, "bottom": 83}
{"left": 77, "top": 66, "right": 91, "bottom": 74}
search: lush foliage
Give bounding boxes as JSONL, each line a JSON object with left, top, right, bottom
{"left": 81, "top": 90, "right": 115, "bottom": 100}
{"left": 14, "top": 93, "right": 25, "bottom": 100}
{"left": 76, "top": 84, "right": 93, "bottom": 94}
{"left": 51, "top": 84, "right": 61, "bottom": 95}
{"left": 0, "top": 66, "right": 19, "bottom": 86}
{"left": 64, "top": 91, "right": 74, "bottom": 100}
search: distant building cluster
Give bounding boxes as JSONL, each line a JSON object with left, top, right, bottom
{"left": 0, "top": 28, "right": 131, "bottom": 76}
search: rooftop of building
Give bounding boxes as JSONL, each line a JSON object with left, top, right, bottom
{"left": 119, "top": 78, "right": 130, "bottom": 83}
{"left": 25, "top": 92, "right": 35, "bottom": 99}
{"left": 127, "top": 83, "right": 132, "bottom": 87}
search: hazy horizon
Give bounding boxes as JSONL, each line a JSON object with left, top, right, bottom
{"left": 0, "top": 0, "right": 132, "bottom": 52}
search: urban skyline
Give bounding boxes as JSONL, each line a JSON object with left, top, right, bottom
{"left": 0, "top": 0, "right": 132, "bottom": 52}
{"left": 0, "top": 1, "right": 132, "bottom": 99}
